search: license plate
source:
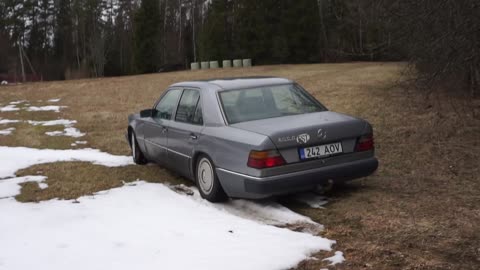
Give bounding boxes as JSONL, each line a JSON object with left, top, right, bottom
{"left": 299, "top": 142, "right": 343, "bottom": 160}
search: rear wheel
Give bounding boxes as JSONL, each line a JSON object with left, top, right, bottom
{"left": 131, "top": 131, "right": 148, "bottom": 165}
{"left": 196, "top": 155, "right": 227, "bottom": 202}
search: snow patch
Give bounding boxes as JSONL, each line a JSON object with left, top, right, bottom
{"left": 323, "top": 251, "right": 345, "bottom": 265}
{"left": 0, "top": 127, "right": 15, "bottom": 135}
{"left": 27, "top": 119, "right": 84, "bottom": 137}
{"left": 201, "top": 194, "right": 316, "bottom": 226}
{"left": 0, "top": 105, "right": 20, "bottom": 112}
{"left": 27, "top": 119, "right": 77, "bottom": 126}
{"left": 294, "top": 192, "right": 329, "bottom": 209}
{"left": 0, "top": 175, "right": 47, "bottom": 198}
{"left": 0, "top": 181, "right": 335, "bottom": 270}
{"left": 46, "top": 127, "right": 85, "bottom": 137}
{"left": 0, "top": 119, "right": 20, "bottom": 125}
{"left": 0, "top": 146, "right": 133, "bottom": 179}
{"left": 26, "top": 105, "right": 66, "bottom": 112}
{"left": 48, "top": 98, "right": 61, "bottom": 102}
{"left": 9, "top": 100, "right": 27, "bottom": 105}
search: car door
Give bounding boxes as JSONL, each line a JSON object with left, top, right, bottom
{"left": 143, "top": 88, "right": 182, "bottom": 164}
{"left": 167, "top": 88, "right": 204, "bottom": 179}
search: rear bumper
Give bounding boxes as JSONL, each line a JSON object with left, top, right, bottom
{"left": 216, "top": 157, "right": 378, "bottom": 199}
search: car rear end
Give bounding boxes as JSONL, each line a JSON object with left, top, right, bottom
{"left": 214, "top": 82, "right": 378, "bottom": 199}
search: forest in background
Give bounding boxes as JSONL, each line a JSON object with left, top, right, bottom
{"left": 0, "top": 0, "right": 478, "bottom": 95}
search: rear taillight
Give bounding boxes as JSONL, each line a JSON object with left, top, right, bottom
{"left": 247, "top": 150, "right": 286, "bottom": 169}
{"left": 355, "top": 134, "right": 374, "bottom": 152}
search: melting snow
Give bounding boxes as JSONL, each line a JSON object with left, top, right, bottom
{"left": 323, "top": 251, "right": 345, "bottom": 265}
{"left": 0, "top": 127, "right": 15, "bottom": 135}
{"left": 0, "top": 145, "right": 343, "bottom": 269}
{"left": 28, "top": 119, "right": 77, "bottom": 126}
{"left": 294, "top": 193, "right": 329, "bottom": 209}
{"left": 9, "top": 100, "right": 27, "bottom": 105}
{"left": 27, "top": 119, "right": 85, "bottom": 137}
{"left": 0, "top": 119, "right": 20, "bottom": 125}
{"left": 0, "top": 181, "right": 334, "bottom": 270}
{"left": 46, "top": 127, "right": 85, "bottom": 137}
{"left": 0, "top": 104, "right": 20, "bottom": 112}
{"left": 26, "top": 105, "right": 66, "bottom": 112}
{"left": 48, "top": 98, "right": 61, "bottom": 102}
{"left": 0, "top": 175, "right": 47, "bottom": 198}
{"left": 0, "top": 146, "right": 133, "bottom": 179}
{"left": 202, "top": 196, "right": 317, "bottom": 226}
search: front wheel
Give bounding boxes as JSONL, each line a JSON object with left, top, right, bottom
{"left": 196, "top": 155, "right": 227, "bottom": 202}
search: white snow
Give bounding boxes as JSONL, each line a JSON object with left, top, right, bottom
{"left": 0, "top": 104, "right": 20, "bottom": 112}
{"left": 75, "top": 140, "right": 87, "bottom": 144}
{"left": 0, "top": 127, "right": 15, "bottom": 135}
{"left": 323, "top": 251, "right": 345, "bottom": 265}
{"left": 0, "top": 146, "right": 133, "bottom": 179}
{"left": 26, "top": 105, "right": 66, "bottom": 112}
{"left": 27, "top": 119, "right": 77, "bottom": 126}
{"left": 48, "top": 98, "right": 61, "bottom": 102}
{"left": 294, "top": 192, "right": 329, "bottom": 209}
{"left": 1, "top": 80, "right": 7, "bottom": 85}
{"left": 46, "top": 127, "right": 85, "bottom": 137}
{"left": 9, "top": 100, "right": 27, "bottom": 105}
{"left": 0, "top": 119, "right": 20, "bottom": 124}
{"left": 0, "top": 145, "right": 344, "bottom": 269}
{"left": 0, "top": 181, "right": 335, "bottom": 270}
{"left": 28, "top": 119, "right": 84, "bottom": 137}
{"left": 0, "top": 175, "right": 47, "bottom": 198}
{"left": 199, "top": 195, "right": 317, "bottom": 226}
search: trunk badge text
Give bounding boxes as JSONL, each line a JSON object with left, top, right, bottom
{"left": 278, "top": 129, "right": 327, "bottom": 144}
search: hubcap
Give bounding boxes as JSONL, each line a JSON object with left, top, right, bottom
{"left": 198, "top": 158, "right": 214, "bottom": 194}
{"left": 131, "top": 133, "right": 136, "bottom": 160}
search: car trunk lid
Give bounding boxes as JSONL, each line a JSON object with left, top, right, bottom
{"left": 231, "top": 111, "right": 368, "bottom": 163}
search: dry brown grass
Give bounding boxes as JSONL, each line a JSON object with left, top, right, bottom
{"left": 1, "top": 62, "right": 479, "bottom": 269}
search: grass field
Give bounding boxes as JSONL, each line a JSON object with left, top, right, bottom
{"left": 1, "top": 62, "right": 479, "bottom": 269}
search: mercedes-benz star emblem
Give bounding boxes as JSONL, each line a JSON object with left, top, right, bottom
{"left": 317, "top": 128, "right": 327, "bottom": 140}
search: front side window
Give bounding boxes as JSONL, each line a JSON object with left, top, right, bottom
{"left": 219, "top": 84, "right": 326, "bottom": 124}
{"left": 154, "top": 89, "right": 182, "bottom": 120}
{"left": 175, "top": 89, "right": 202, "bottom": 125}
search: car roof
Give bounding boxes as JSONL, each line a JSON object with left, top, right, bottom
{"left": 170, "top": 76, "right": 293, "bottom": 91}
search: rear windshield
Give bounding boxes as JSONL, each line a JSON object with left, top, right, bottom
{"left": 219, "top": 84, "right": 326, "bottom": 124}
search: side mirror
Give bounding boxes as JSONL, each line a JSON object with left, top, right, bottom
{"left": 140, "top": 109, "right": 153, "bottom": 118}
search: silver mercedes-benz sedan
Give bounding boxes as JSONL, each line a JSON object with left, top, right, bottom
{"left": 127, "top": 77, "right": 378, "bottom": 202}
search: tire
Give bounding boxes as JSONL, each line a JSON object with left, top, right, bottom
{"left": 131, "top": 131, "right": 148, "bottom": 165}
{"left": 195, "top": 155, "right": 227, "bottom": 202}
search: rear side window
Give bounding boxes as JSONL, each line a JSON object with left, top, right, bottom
{"left": 154, "top": 89, "right": 182, "bottom": 120}
{"left": 219, "top": 84, "right": 326, "bottom": 124}
{"left": 175, "top": 89, "right": 202, "bottom": 125}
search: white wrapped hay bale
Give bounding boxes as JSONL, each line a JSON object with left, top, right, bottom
{"left": 200, "top": 61, "right": 210, "bottom": 69}
{"left": 242, "top": 59, "right": 252, "bottom": 67}
{"left": 222, "top": 60, "right": 232, "bottom": 68}
{"left": 190, "top": 62, "right": 200, "bottom": 70}
{"left": 233, "top": 59, "right": 242, "bottom": 67}
{"left": 209, "top": 61, "right": 219, "bottom": 69}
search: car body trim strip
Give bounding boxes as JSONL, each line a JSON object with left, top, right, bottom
{"left": 217, "top": 168, "right": 261, "bottom": 180}
{"left": 144, "top": 140, "right": 191, "bottom": 159}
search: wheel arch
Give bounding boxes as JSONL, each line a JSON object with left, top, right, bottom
{"left": 127, "top": 126, "right": 134, "bottom": 147}
{"left": 191, "top": 151, "right": 210, "bottom": 180}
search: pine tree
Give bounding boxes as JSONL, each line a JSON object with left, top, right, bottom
{"left": 134, "top": 0, "right": 162, "bottom": 73}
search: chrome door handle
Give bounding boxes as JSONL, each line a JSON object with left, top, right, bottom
{"left": 190, "top": 134, "right": 198, "bottom": 140}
